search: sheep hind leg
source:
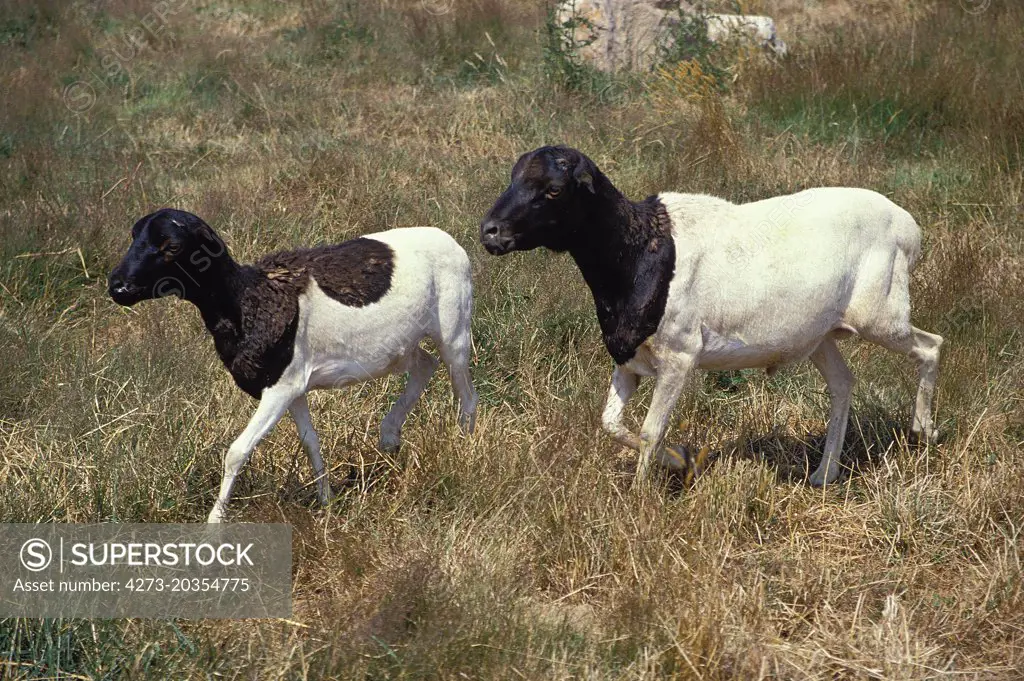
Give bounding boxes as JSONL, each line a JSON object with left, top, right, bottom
{"left": 433, "top": 275, "right": 478, "bottom": 435}
{"left": 808, "top": 338, "right": 855, "bottom": 487}
{"left": 290, "top": 395, "right": 330, "bottom": 507}
{"left": 908, "top": 327, "right": 943, "bottom": 443}
{"left": 379, "top": 346, "right": 437, "bottom": 453}
{"left": 450, "top": 366, "right": 477, "bottom": 434}
{"left": 863, "top": 326, "right": 943, "bottom": 444}
{"left": 436, "top": 337, "right": 478, "bottom": 435}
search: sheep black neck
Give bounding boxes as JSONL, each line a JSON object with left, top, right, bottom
{"left": 181, "top": 253, "right": 244, "bottom": 332}
{"left": 565, "top": 175, "right": 676, "bottom": 364}
{"left": 187, "top": 252, "right": 303, "bottom": 398}
{"left": 181, "top": 255, "right": 248, "bottom": 351}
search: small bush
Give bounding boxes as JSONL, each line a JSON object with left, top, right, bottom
{"left": 655, "top": 5, "right": 727, "bottom": 88}
{"left": 542, "top": 0, "right": 600, "bottom": 91}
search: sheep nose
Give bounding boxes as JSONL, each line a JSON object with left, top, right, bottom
{"left": 480, "top": 220, "right": 513, "bottom": 255}
{"left": 480, "top": 220, "right": 500, "bottom": 239}
{"left": 108, "top": 275, "right": 134, "bottom": 299}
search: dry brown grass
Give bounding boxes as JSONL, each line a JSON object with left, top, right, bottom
{"left": 1, "top": 0, "right": 1022, "bottom": 678}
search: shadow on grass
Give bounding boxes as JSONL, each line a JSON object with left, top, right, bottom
{"left": 622, "top": 403, "right": 930, "bottom": 495}
{"left": 728, "top": 406, "right": 920, "bottom": 487}
{"left": 250, "top": 403, "right": 933, "bottom": 513}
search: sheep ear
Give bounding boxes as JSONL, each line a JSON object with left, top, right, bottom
{"left": 574, "top": 164, "right": 596, "bottom": 194}
{"left": 195, "top": 219, "right": 217, "bottom": 240}
{"left": 194, "top": 219, "right": 226, "bottom": 252}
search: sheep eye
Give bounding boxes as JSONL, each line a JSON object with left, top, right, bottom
{"left": 545, "top": 187, "right": 562, "bottom": 199}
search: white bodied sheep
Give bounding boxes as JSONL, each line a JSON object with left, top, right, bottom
{"left": 705, "top": 13, "right": 788, "bottom": 57}
{"left": 109, "top": 209, "right": 478, "bottom": 522}
{"left": 480, "top": 146, "right": 941, "bottom": 488}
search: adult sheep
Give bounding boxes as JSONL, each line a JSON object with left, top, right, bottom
{"left": 109, "top": 209, "right": 478, "bottom": 522}
{"left": 479, "top": 146, "right": 941, "bottom": 488}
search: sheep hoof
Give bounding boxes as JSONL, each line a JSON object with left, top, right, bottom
{"left": 908, "top": 427, "right": 939, "bottom": 446}
{"left": 629, "top": 475, "right": 652, "bottom": 494}
{"left": 379, "top": 434, "right": 401, "bottom": 454}
{"left": 808, "top": 467, "right": 838, "bottom": 488}
{"left": 662, "top": 444, "right": 711, "bottom": 486}
{"left": 661, "top": 445, "right": 690, "bottom": 471}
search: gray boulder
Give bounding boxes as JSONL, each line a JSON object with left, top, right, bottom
{"left": 554, "top": 0, "right": 785, "bottom": 72}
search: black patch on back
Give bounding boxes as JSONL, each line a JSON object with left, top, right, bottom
{"left": 571, "top": 196, "right": 676, "bottom": 365}
{"left": 256, "top": 238, "right": 395, "bottom": 307}
{"left": 199, "top": 239, "right": 395, "bottom": 399}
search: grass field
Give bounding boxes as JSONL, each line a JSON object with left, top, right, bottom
{"left": 1, "top": 0, "right": 1023, "bottom": 677}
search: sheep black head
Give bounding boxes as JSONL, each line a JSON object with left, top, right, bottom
{"left": 480, "top": 145, "right": 602, "bottom": 255}
{"left": 108, "top": 209, "right": 228, "bottom": 306}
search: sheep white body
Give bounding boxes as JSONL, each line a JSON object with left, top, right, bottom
{"left": 297, "top": 228, "right": 473, "bottom": 388}
{"left": 603, "top": 187, "right": 942, "bottom": 486}
{"left": 210, "top": 227, "right": 478, "bottom": 522}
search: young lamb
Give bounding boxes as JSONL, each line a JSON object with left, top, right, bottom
{"left": 109, "top": 209, "right": 478, "bottom": 522}
{"left": 480, "top": 146, "right": 942, "bottom": 488}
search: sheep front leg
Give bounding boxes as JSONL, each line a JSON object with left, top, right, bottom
{"left": 603, "top": 365, "right": 692, "bottom": 472}
{"left": 208, "top": 385, "right": 299, "bottom": 523}
{"left": 808, "top": 338, "right": 854, "bottom": 486}
{"left": 290, "top": 395, "right": 330, "bottom": 507}
{"left": 634, "top": 356, "right": 694, "bottom": 490}
{"left": 379, "top": 347, "right": 437, "bottom": 453}
{"left": 602, "top": 365, "right": 643, "bottom": 450}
